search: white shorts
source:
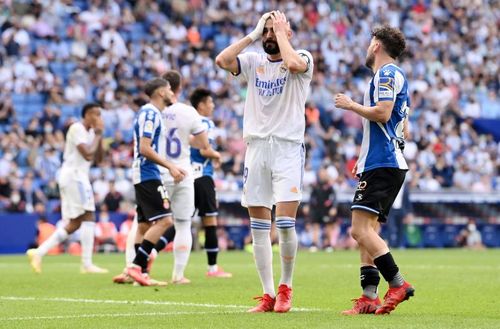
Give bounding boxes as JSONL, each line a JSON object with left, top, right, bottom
{"left": 58, "top": 169, "right": 95, "bottom": 220}
{"left": 241, "top": 138, "right": 305, "bottom": 209}
{"left": 163, "top": 177, "right": 195, "bottom": 220}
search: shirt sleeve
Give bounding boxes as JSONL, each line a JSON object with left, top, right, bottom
{"left": 190, "top": 108, "right": 206, "bottom": 135}
{"left": 296, "top": 49, "right": 314, "bottom": 78}
{"left": 139, "top": 110, "right": 157, "bottom": 138}
{"left": 234, "top": 52, "right": 257, "bottom": 80}
{"left": 375, "top": 68, "right": 398, "bottom": 103}
{"left": 71, "top": 123, "right": 88, "bottom": 146}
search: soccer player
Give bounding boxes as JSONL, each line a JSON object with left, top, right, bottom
{"left": 158, "top": 70, "right": 210, "bottom": 284}
{"left": 216, "top": 10, "right": 313, "bottom": 313}
{"left": 189, "top": 87, "right": 232, "bottom": 278}
{"left": 126, "top": 78, "right": 187, "bottom": 286}
{"left": 334, "top": 25, "right": 415, "bottom": 315}
{"left": 27, "top": 103, "right": 108, "bottom": 274}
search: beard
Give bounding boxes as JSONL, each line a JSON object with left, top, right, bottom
{"left": 165, "top": 98, "right": 173, "bottom": 106}
{"left": 365, "top": 52, "right": 375, "bottom": 69}
{"left": 263, "top": 40, "right": 280, "bottom": 55}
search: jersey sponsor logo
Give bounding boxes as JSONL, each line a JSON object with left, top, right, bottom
{"left": 255, "top": 77, "right": 287, "bottom": 97}
{"left": 144, "top": 120, "right": 154, "bottom": 134}
{"left": 378, "top": 77, "right": 394, "bottom": 99}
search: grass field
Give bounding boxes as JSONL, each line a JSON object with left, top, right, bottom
{"left": 1, "top": 249, "right": 499, "bottom": 328}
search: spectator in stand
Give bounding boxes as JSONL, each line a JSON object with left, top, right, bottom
{"left": 103, "top": 181, "right": 123, "bottom": 212}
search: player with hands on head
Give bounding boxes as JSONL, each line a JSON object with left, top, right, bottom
{"left": 216, "top": 10, "right": 314, "bottom": 313}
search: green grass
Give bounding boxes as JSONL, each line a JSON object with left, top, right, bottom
{"left": 1, "top": 249, "right": 499, "bottom": 328}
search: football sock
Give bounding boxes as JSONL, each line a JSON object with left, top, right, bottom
{"left": 133, "top": 239, "right": 154, "bottom": 271}
{"left": 125, "top": 219, "right": 137, "bottom": 266}
{"left": 373, "top": 252, "right": 404, "bottom": 287}
{"left": 155, "top": 225, "right": 175, "bottom": 251}
{"left": 36, "top": 227, "right": 68, "bottom": 256}
{"left": 172, "top": 220, "right": 192, "bottom": 281}
{"left": 250, "top": 218, "right": 275, "bottom": 297}
{"left": 360, "top": 266, "right": 380, "bottom": 299}
{"left": 80, "top": 221, "right": 96, "bottom": 268}
{"left": 276, "top": 217, "right": 297, "bottom": 287}
{"left": 205, "top": 225, "right": 218, "bottom": 267}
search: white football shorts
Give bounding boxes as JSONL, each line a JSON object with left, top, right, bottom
{"left": 163, "top": 176, "right": 195, "bottom": 220}
{"left": 58, "top": 168, "right": 95, "bottom": 220}
{"left": 241, "top": 137, "right": 305, "bottom": 209}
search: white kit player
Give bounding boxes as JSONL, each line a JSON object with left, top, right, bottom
{"left": 216, "top": 11, "right": 313, "bottom": 312}
{"left": 27, "top": 103, "right": 108, "bottom": 274}
{"left": 159, "top": 70, "right": 209, "bottom": 284}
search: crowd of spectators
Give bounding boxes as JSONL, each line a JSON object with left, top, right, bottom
{"left": 0, "top": 0, "right": 498, "bottom": 215}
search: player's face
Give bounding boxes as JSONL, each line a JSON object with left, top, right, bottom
{"left": 160, "top": 85, "right": 174, "bottom": 105}
{"left": 87, "top": 107, "right": 101, "bottom": 125}
{"left": 262, "top": 19, "right": 280, "bottom": 55}
{"left": 365, "top": 38, "right": 377, "bottom": 69}
{"left": 203, "top": 96, "right": 215, "bottom": 116}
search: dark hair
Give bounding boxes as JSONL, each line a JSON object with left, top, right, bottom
{"left": 371, "top": 25, "right": 406, "bottom": 59}
{"left": 189, "top": 87, "right": 212, "bottom": 110}
{"left": 144, "top": 78, "right": 169, "bottom": 97}
{"left": 161, "top": 70, "right": 181, "bottom": 93}
{"left": 81, "top": 102, "right": 101, "bottom": 118}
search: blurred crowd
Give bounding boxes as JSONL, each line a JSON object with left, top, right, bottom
{"left": 0, "top": 0, "right": 499, "bottom": 215}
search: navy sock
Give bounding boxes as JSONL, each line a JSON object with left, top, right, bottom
{"left": 133, "top": 239, "right": 155, "bottom": 272}
{"left": 205, "top": 226, "right": 218, "bottom": 266}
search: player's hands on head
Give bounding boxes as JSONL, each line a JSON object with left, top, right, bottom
{"left": 271, "top": 10, "right": 288, "bottom": 35}
{"left": 169, "top": 165, "right": 187, "bottom": 184}
{"left": 248, "top": 12, "right": 271, "bottom": 42}
{"left": 334, "top": 93, "right": 354, "bottom": 111}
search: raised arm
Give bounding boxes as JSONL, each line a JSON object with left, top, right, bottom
{"left": 271, "top": 11, "right": 308, "bottom": 74}
{"left": 215, "top": 12, "right": 270, "bottom": 74}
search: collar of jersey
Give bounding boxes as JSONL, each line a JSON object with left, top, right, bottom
{"left": 267, "top": 57, "right": 283, "bottom": 63}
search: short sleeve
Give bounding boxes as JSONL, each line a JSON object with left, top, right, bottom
{"left": 71, "top": 123, "right": 88, "bottom": 146}
{"left": 190, "top": 108, "right": 206, "bottom": 135}
{"left": 297, "top": 49, "right": 314, "bottom": 78}
{"left": 139, "top": 110, "right": 157, "bottom": 138}
{"left": 375, "top": 68, "right": 397, "bottom": 102}
{"left": 234, "top": 52, "right": 258, "bottom": 81}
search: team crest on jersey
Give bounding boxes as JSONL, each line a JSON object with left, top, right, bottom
{"left": 279, "top": 64, "right": 287, "bottom": 73}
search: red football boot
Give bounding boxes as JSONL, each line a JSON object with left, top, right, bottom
{"left": 274, "top": 284, "right": 293, "bottom": 313}
{"left": 341, "top": 295, "right": 381, "bottom": 315}
{"left": 247, "top": 294, "right": 276, "bottom": 313}
{"left": 375, "top": 281, "right": 415, "bottom": 315}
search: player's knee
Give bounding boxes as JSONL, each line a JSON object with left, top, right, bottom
{"left": 350, "top": 226, "right": 369, "bottom": 242}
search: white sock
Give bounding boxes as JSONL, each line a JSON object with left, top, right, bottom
{"left": 250, "top": 218, "right": 275, "bottom": 297}
{"left": 172, "top": 219, "right": 192, "bottom": 281}
{"left": 125, "top": 218, "right": 138, "bottom": 267}
{"left": 36, "top": 227, "right": 68, "bottom": 256}
{"left": 80, "top": 221, "right": 96, "bottom": 268}
{"left": 276, "top": 216, "right": 297, "bottom": 287}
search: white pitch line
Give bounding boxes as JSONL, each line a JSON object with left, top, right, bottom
{"left": 0, "top": 296, "right": 322, "bottom": 312}
{"left": 1, "top": 311, "right": 240, "bottom": 321}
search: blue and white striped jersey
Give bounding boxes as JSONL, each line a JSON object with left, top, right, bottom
{"left": 190, "top": 117, "right": 216, "bottom": 178}
{"left": 132, "top": 103, "right": 166, "bottom": 184}
{"left": 356, "top": 63, "right": 410, "bottom": 175}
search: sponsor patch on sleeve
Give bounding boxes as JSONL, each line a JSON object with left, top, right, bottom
{"left": 378, "top": 76, "right": 395, "bottom": 100}
{"left": 144, "top": 120, "right": 154, "bottom": 135}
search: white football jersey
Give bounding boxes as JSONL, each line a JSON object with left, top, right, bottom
{"left": 236, "top": 50, "right": 314, "bottom": 143}
{"left": 61, "top": 122, "right": 95, "bottom": 176}
{"left": 161, "top": 102, "right": 206, "bottom": 183}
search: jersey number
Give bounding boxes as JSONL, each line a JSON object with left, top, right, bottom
{"left": 166, "top": 128, "right": 181, "bottom": 158}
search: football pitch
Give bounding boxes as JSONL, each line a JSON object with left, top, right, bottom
{"left": 1, "top": 249, "right": 499, "bottom": 328}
